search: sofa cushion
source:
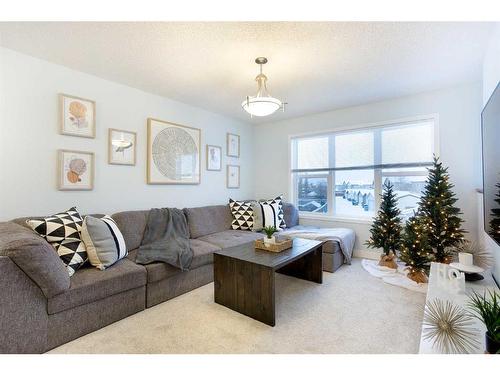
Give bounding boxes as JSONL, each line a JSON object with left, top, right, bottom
{"left": 198, "top": 230, "right": 264, "bottom": 249}
{"left": 189, "top": 239, "right": 221, "bottom": 268}
{"left": 128, "top": 239, "right": 221, "bottom": 283}
{"left": 111, "top": 210, "right": 149, "bottom": 250}
{"left": 183, "top": 205, "right": 232, "bottom": 238}
{"left": 283, "top": 202, "right": 299, "bottom": 228}
{"left": 0, "top": 221, "right": 70, "bottom": 298}
{"left": 47, "top": 258, "right": 146, "bottom": 315}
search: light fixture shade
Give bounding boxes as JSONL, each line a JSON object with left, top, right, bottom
{"left": 241, "top": 96, "right": 282, "bottom": 117}
{"left": 242, "top": 57, "right": 284, "bottom": 117}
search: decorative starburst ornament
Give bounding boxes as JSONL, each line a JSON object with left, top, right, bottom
{"left": 455, "top": 240, "right": 495, "bottom": 270}
{"left": 423, "top": 298, "right": 480, "bottom": 353}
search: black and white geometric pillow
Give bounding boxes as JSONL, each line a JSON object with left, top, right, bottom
{"left": 26, "top": 207, "right": 88, "bottom": 277}
{"left": 260, "top": 195, "right": 286, "bottom": 229}
{"left": 229, "top": 198, "right": 254, "bottom": 231}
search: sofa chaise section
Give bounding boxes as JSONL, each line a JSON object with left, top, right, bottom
{"left": 281, "top": 205, "right": 346, "bottom": 272}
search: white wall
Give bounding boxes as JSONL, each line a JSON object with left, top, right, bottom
{"left": 482, "top": 24, "right": 500, "bottom": 283}
{"left": 0, "top": 47, "right": 254, "bottom": 220}
{"left": 253, "top": 83, "right": 483, "bottom": 256}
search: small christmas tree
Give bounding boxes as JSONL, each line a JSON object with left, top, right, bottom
{"left": 417, "top": 156, "right": 466, "bottom": 263}
{"left": 399, "top": 215, "right": 431, "bottom": 283}
{"left": 366, "top": 180, "right": 403, "bottom": 269}
{"left": 489, "top": 182, "right": 500, "bottom": 243}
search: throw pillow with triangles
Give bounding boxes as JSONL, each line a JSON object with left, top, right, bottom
{"left": 27, "top": 207, "right": 87, "bottom": 277}
{"left": 229, "top": 198, "right": 254, "bottom": 231}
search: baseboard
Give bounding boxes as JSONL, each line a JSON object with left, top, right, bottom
{"left": 352, "top": 248, "right": 379, "bottom": 260}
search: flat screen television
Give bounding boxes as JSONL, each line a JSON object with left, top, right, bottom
{"left": 482, "top": 81, "right": 500, "bottom": 245}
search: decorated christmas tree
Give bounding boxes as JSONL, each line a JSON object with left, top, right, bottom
{"left": 417, "top": 156, "right": 466, "bottom": 263}
{"left": 399, "top": 215, "right": 431, "bottom": 283}
{"left": 489, "top": 182, "right": 500, "bottom": 243}
{"left": 366, "top": 180, "right": 403, "bottom": 269}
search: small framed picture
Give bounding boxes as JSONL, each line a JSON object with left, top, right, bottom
{"left": 227, "top": 133, "right": 240, "bottom": 158}
{"left": 108, "top": 128, "right": 137, "bottom": 166}
{"left": 227, "top": 165, "right": 240, "bottom": 189}
{"left": 59, "top": 94, "right": 96, "bottom": 138}
{"left": 58, "top": 150, "right": 94, "bottom": 190}
{"left": 206, "top": 145, "right": 222, "bottom": 171}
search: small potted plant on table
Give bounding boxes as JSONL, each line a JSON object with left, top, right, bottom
{"left": 468, "top": 290, "right": 500, "bottom": 354}
{"left": 263, "top": 226, "right": 278, "bottom": 246}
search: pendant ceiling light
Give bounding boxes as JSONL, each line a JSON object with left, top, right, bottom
{"left": 241, "top": 57, "right": 285, "bottom": 117}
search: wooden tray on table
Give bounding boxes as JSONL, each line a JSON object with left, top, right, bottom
{"left": 254, "top": 238, "right": 293, "bottom": 252}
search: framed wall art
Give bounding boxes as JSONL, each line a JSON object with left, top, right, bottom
{"left": 108, "top": 128, "right": 137, "bottom": 166}
{"left": 58, "top": 149, "right": 94, "bottom": 190}
{"left": 206, "top": 145, "right": 222, "bottom": 171}
{"left": 227, "top": 165, "right": 240, "bottom": 189}
{"left": 59, "top": 93, "right": 96, "bottom": 138}
{"left": 227, "top": 133, "right": 240, "bottom": 158}
{"left": 147, "top": 118, "right": 201, "bottom": 184}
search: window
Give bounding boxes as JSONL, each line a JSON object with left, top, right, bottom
{"left": 291, "top": 118, "right": 435, "bottom": 219}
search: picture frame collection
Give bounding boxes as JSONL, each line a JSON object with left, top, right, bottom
{"left": 57, "top": 93, "right": 241, "bottom": 190}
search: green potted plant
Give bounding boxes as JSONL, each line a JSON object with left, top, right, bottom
{"left": 263, "top": 226, "right": 278, "bottom": 246}
{"left": 468, "top": 290, "right": 500, "bottom": 354}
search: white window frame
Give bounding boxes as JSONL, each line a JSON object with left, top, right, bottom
{"left": 288, "top": 114, "right": 440, "bottom": 224}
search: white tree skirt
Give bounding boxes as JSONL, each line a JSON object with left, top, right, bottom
{"left": 361, "top": 259, "right": 428, "bottom": 294}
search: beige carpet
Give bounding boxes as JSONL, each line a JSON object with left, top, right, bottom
{"left": 49, "top": 259, "right": 426, "bottom": 354}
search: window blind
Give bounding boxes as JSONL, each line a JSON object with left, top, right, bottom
{"left": 291, "top": 120, "right": 434, "bottom": 173}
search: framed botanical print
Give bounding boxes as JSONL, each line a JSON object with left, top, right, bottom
{"left": 227, "top": 133, "right": 240, "bottom": 157}
{"left": 59, "top": 94, "right": 96, "bottom": 138}
{"left": 58, "top": 150, "right": 94, "bottom": 190}
{"left": 206, "top": 145, "right": 222, "bottom": 171}
{"left": 227, "top": 165, "right": 240, "bottom": 189}
{"left": 147, "top": 118, "right": 201, "bottom": 184}
{"left": 108, "top": 128, "right": 137, "bottom": 166}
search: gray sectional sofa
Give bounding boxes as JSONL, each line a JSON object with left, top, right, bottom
{"left": 0, "top": 203, "right": 346, "bottom": 353}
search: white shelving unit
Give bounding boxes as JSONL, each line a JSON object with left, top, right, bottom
{"left": 418, "top": 262, "right": 498, "bottom": 354}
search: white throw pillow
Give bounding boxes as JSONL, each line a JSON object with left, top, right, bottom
{"left": 260, "top": 195, "right": 286, "bottom": 229}
{"left": 81, "top": 215, "right": 127, "bottom": 270}
{"left": 258, "top": 201, "right": 282, "bottom": 230}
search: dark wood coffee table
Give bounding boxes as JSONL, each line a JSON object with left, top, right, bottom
{"left": 213, "top": 237, "right": 323, "bottom": 326}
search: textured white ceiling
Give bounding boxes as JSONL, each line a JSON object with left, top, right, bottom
{"left": 0, "top": 22, "right": 494, "bottom": 123}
